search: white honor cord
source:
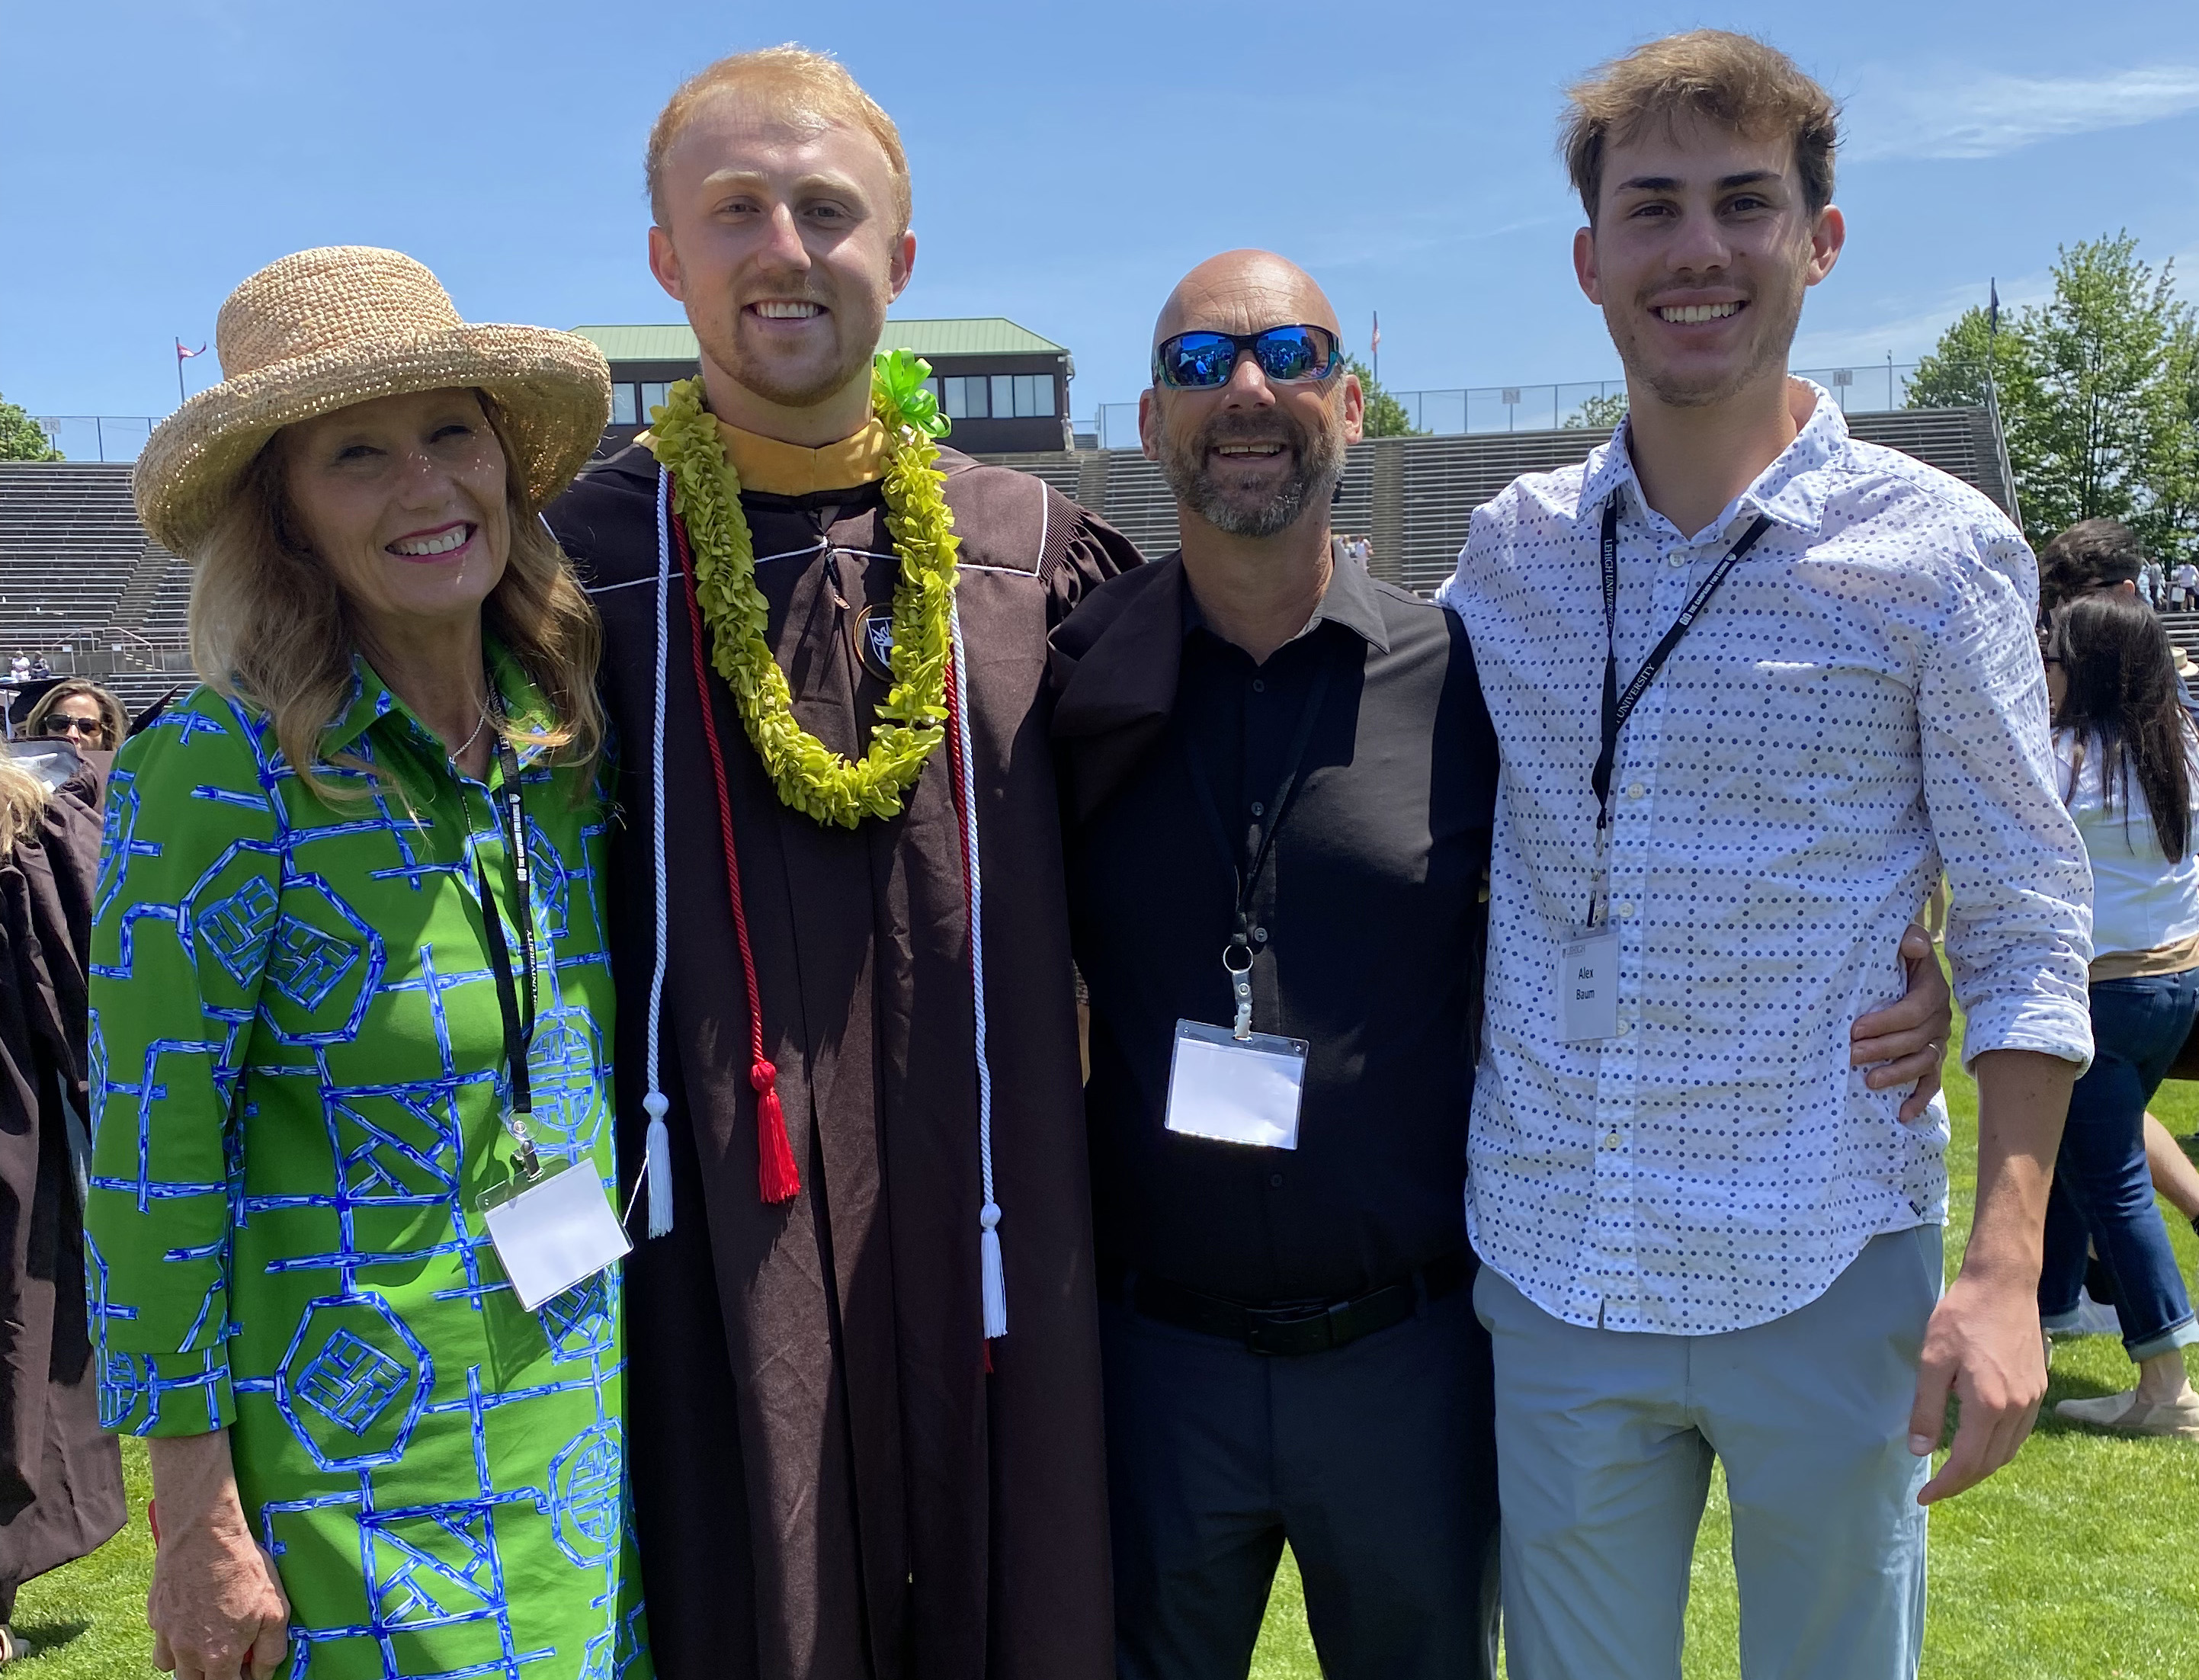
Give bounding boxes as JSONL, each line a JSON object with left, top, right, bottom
{"left": 637, "top": 467, "right": 675, "bottom": 1238}
{"left": 950, "top": 600, "right": 1006, "bottom": 1339}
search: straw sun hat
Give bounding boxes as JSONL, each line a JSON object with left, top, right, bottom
{"left": 134, "top": 246, "right": 611, "bottom": 557}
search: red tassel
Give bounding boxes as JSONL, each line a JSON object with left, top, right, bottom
{"left": 752, "top": 1058, "right": 800, "bottom": 1204}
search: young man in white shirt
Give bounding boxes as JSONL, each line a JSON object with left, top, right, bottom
{"left": 1440, "top": 30, "right": 2092, "bottom": 1680}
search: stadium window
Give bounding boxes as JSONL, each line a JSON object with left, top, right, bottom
{"left": 990, "top": 375, "right": 1015, "bottom": 419}
{"left": 942, "top": 376, "right": 989, "bottom": 419}
{"left": 1013, "top": 374, "right": 1056, "bottom": 418}
{"left": 640, "top": 382, "right": 671, "bottom": 418}
{"left": 611, "top": 384, "right": 638, "bottom": 427}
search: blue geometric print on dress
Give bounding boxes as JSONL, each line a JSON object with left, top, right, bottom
{"left": 527, "top": 1005, "right": 605, "bottom": 1151}
{"left": 540, "top": 1272, "right": 613, "bottom": 1363}
{"left": 277, "top": 1294, "right": 433, "bottom": 1472}
{"left": 367, "top": 1507, "right": 504, "bottom": 1630}
{"left": 548, "top": 1423, "right": 624, "bottom": 1565}
{"left": 296, "top": 1328, "right": 408, "bottom": 1435}
{"left": 96, "top": 1347, "right": 147, "bottom": 1432}
{"left": 198, "top": 874, "right": 279, "bottom": 989}
{"left": 265, "top": 912, "right": 361, "bottom": 1009}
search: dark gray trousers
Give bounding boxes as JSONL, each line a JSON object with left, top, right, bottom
{"left": 1101, "top": 1277, "right": 1500, "bottom": 1680}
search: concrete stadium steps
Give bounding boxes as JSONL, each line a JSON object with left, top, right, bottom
{"left": 0, "top": 461, "right": 192, "bottom": 692}
{"left": 982, "top": 406, "right": 2014, "bottom": 595}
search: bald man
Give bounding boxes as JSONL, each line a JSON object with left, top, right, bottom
{"left": 1048, "top": 251, "right": 1505, "bottom": 1678}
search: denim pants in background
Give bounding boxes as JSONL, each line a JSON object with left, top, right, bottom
{"left": 2040, "top": 969, "right": 2199, "bottom": 1361}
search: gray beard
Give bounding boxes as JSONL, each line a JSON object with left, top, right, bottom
{"left": 1161, "top": 422, "right": 1345, "bottom": 539}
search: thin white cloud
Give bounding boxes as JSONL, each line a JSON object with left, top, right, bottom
{"left": 1789, "top": 274, "right": 2054, "bottom": 370}
{"left": 1848, "top": 67, "right": 2199, "bottom": 163}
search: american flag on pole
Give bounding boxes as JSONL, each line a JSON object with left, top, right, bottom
{"left": 1370, "top": 313, "right": 1381, "bottom": 355}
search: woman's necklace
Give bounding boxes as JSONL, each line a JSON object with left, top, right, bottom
{"left": 646, "top": 350, "right": 960, "bottom": 828}
{"left": 450, "top": 690, "right": 495, "bottom": 761}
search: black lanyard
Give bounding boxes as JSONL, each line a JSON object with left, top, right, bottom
{"left": 1181, "top": 649, "right": 1335, "bottom": 1021}
{"left": 474, "top": 732, "right": 541, "bottom": 1178}
{"left": 1587, "top": 495, "right": 1772, "bottom": 919}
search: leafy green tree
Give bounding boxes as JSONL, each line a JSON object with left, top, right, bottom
{"left": 0, "top": 393, "right": 60, "bottom": 462}
{"left": 1564, "top": 391, "right": 1630, "bottom": 430}
{"left": 1913, "top": 234, "right": 2195, "bottom": 557}
{"left": 1907, "top": 307, "right": 2020, "bottom": 410}
{"left": 1343, "top": 354, "right": 1423, "bottom": 438}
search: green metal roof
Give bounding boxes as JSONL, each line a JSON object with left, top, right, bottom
{"left": 571, "top": 316, "right": 1066, "bottom": 364}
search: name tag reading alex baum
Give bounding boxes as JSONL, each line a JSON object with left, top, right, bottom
{"left": 1165, "top": 1020, "right": 1309, "bottom": 1150}
{"left": 1559, "top": 926, "right": 1620, "bottom": 1043}
{"left": 482, "top": 1161, "right": 633, "bottom": 1312}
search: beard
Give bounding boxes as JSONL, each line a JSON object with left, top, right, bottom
{"left": 690, "top": 272, "right": 890, "bottom": 412}
{"left": 1157, "top": 401, "right": 1348, "bottom": 539}
{"left": 1608, "top": 266, "right": 1806, "bottom": 409}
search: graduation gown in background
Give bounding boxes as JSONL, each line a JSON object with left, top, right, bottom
{"left": 548, "top": 438, "right": 1140, "bottom": 1680}
{"left": 0, "top": 757, "right": 126, "bottom": 1605}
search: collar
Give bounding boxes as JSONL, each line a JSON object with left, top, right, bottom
{"left": 1574, "top": 377, "right": 1847, "bottom": 542}
{"left": 321, "top": 638, "right": 553, "bottom": 768}
{"left": 1181, "top": 546, "right": 1392, "bottom": 656}
{"left": 716, "top": 415, "right": 888, "bottom": 497}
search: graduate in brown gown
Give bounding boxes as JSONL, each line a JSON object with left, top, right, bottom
{"left": 544, "top": 48, "right": 1135, "bottom": 1680}
{"left": 0, "top": 746, "right": 125, "bottom": 1657}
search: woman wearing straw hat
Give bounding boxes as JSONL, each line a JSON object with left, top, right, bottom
{"left": 88, "top": 247, "right": 647, "bottom": 1678}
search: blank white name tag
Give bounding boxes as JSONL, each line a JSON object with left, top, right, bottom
{"left": 1558, "top": 926, "right": 1620, "bottom": 1042}
{"left": 1165, "top": 1020, "right": 1309, "bottom": 1150}
{"left": 482, "top": 1162, "right": 632, "bottom": 1312}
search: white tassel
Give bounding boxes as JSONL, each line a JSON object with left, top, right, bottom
{"left": 979, "top": 1201, "right": 1007, "bottom": 1339}
{"left": 643, "top": 1092, "right": 674, "bottom": 1239}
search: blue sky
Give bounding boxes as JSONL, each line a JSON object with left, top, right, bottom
{"left": 6, "top": 0, "right": 2198, "bottom": 425}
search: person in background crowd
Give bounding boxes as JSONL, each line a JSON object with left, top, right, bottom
{"left": 0, "top": 749, "right": 127, "bottom": 1664}
{"left": 23, "top": 680, "right": 126, "bottom": 754}
{"left": 2142, "top": 556, "right": 2166, "bottom": 610}
{"left": 2040, "top": 592, "right": 2199, "bottom": 1436}
{"left": 2037, "top": 518, "right": 2142, "bottom": 622}
{"left": 1442, "top": 33, "right": 2091, "bottom": 1679}
{"left": 94, "top": 247, "right": 645, "bottom": 1679}
{"left": 23, "top": 656, "right": 49, "bottom": 682}
{"left": 1051, "top": 248, "right": 1953, "bottom": 1680}
{"left": 2173, "top": 558, "right": 2198, "bottom": 610}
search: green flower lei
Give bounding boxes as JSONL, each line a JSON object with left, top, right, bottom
{"left": 647, "top": 350, "right": 960, "bottom": 828}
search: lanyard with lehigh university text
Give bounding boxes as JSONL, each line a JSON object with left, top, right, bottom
{"left": 1586, "top": 495, "right": 1773, "bottom": 925}
{"left": 475, "top": 732, "right": 543, "bottom": 1181}
{"left": 1180, "top": 652, "right": 1334, "bottom": 1039}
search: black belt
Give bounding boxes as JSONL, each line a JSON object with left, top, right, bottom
{"left": 1108, "top": 1252, "right": 1470, "bottom": 1357}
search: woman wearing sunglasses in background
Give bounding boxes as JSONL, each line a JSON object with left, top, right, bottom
{"left": 23, "top": 681, "right": 126, "bottom": 754}
{"left": 2041, "top": 591, "right": 2199, "bottom": 1437}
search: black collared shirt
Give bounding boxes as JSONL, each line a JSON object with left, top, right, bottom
{"left": 1063, "top": 555, "right": 1499, "bottom": 1306}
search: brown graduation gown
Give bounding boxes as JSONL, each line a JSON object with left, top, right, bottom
{"left": 0, "top": 756, "right": 126, "bottom": 1604}
{"left": 547, "top": 441, "right": 1138, "bottom": 1680}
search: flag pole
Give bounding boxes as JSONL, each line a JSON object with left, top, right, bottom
{"left": 175, "top": 340, "right": 187, "bottom": 408}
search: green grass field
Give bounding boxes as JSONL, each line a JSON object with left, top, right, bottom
{"left": 11, "top": 1020, "right": 2198, "bottom": 1676}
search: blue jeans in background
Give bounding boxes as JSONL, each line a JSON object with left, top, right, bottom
{"left": 2039, "top": 969, "right": 2199, "bottom": 1361}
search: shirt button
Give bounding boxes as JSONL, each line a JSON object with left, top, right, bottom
{"left": 1625, "top": 781, "right": 1645, "bottom": 800}
{"left": 1252, "top": 678, "right": 1266, "bottom": 693}
{"left": 1602, "top": 1130, "right": 1621, "bottom": 1149}
{"left": 1250, "top": 801, "right": 1265, "bottom": 816}
{"left": 1668, "top": 553, "right": 1688, "bottom": 568}
{"left": 1614, "top": 899, "right": 1635, "bottom": 919}
{"left": 1252, "top": 926, "right": 1268, "bottom": 942}
{"left": 1268, "top": 1173, "right": 1285, "bottom": 1189}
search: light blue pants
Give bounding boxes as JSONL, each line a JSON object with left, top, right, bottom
{"left": 1474, "top": 1226, "right": 1942, "bottom": 1680}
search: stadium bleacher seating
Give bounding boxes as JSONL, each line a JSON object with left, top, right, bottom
{"left": 0, "top": 405, "right": 2022, "bottom": 726}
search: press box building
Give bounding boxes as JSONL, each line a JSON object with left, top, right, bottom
{"left": 574, "top": 317, "right": 1075, "bottom": 455}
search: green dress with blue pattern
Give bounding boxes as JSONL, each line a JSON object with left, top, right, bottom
{"left": 85, "top": 652, "right": 649, "bottom": 1680}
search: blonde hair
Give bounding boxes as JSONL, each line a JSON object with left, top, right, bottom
{"left": 0, "top": 758, "right": 47, "bottom": 856}
{"left": 1562, "top": 30, "right": 1838, "bottom": 222}
{"left": 188, "top": 393, "right": 604, "bottom": 806}
{"left": 646, "top": 45, "right": 912, "bottom": 237}
{"left": 24, "top": 678, "right": 128, "bottom": 752}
